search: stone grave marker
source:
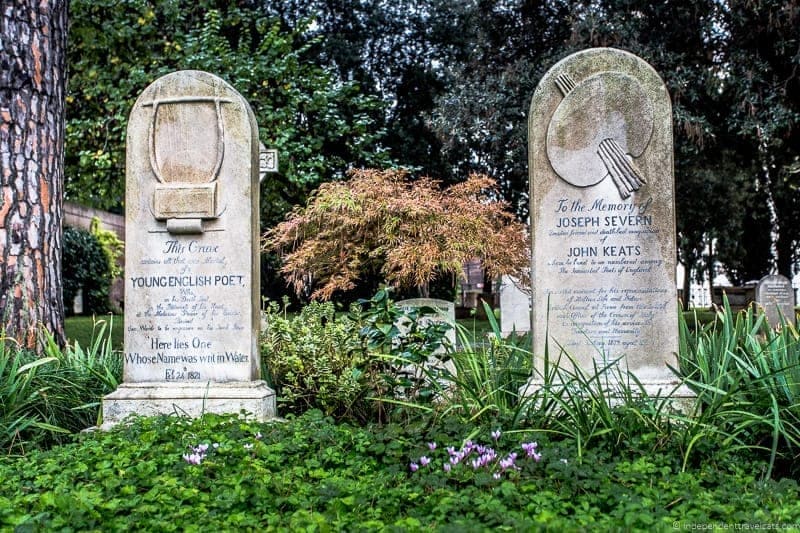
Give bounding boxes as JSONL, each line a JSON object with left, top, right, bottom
{"left": 525, "top": 48, "right": 690, "bottom": 399}
{"left": 102, "top": 70, "right": 275, "bottom": 426}
{"left": 394, "top": 298, "right": 457, "bottom": 389}
{"left": 396, "top": 298, "right": 457, "bottom": 352}
{"left": 755, "top": 274, "right": 796, "bottom": 327}
{"left": 499, "top": 276, "right": 531, "bottom": 335}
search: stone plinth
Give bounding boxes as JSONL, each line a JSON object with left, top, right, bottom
{"left": 102, "top": 382, "right": 275, "bottom": 426}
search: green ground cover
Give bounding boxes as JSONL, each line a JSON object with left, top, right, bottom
{"left": 2, "top": 411, "right": 799, "bottom": 531}
{"left": 3, "top": 298, "right": 797, "bottom": 529}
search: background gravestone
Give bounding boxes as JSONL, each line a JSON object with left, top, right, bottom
{"left": 396, "top": 298, "right": 457, "bottom": 352}
{"left": 525, "top": 48, "right": 689, "bottom": 398}
{"left": 102, "top": 70, "right": 275, "bottom": 426}
{"left": 395, "top": 297, "right": 457, "bottom": 390}
{"left": 755, "top": 274, "right": 796, "bottom": 327}
{"left": 499, "top": 276, "right": 531, "bottom": 336}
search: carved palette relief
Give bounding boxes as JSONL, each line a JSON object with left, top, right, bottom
{"left": 546, "top": 71, "right": 654, "bottom": 199}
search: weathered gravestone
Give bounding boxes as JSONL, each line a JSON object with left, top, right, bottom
{"left": 396, "top": 298, "right": 457, "bottom": 353}
{"left": 102, "top": 71, "right": 275, "bottom": 426}
{"left": 394, "top": 298, "right": 457, "bottom": 390}
{"left": 499, "top": 276, "right": 531, "bottom": 335}
{"left": 524, "top": 48, "right": 690, "bottom": 399}
{"left": 755, "top": 274, "right": 796, "bottom": 327}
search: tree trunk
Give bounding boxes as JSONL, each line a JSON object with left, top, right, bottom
{"left": 0, "top": 0, "right": 67, "bottom": 348}
{"left": 681, "top": 260, "right": 692, "bottom": 311}
{"left": 775, "top": 228, "right": 794, "bottom": 280}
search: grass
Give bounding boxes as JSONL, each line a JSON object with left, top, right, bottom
{"left": 65, "top": 314, "right": 123, "bottom": 350}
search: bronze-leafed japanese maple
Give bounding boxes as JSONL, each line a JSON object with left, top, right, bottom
{"left": 264, "top": 168, "right": 528, "bottom": 300}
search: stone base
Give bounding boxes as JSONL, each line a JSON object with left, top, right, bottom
{"left": 519, "top": 377, "right": 696, "bottom": 414}
{"left": 101, "top": 380, "right": 276, "bottom": 429}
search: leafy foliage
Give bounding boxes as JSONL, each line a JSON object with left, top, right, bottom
{"left": 260, "top": 289, "right": 455, "bottom": 422}
{"left": 0, "top": 319, "right": 121, "bottom": 452}
{"left": 265, "top": 168, "right": 528, "bottom": 300}
{"left": 62, "top": 227, "right": 111, "bottom": 316}
{"left": 66, "top": 1, "right": 390, "bottom": 227}
{"left": 89, "top": 217, "right": 124, "bottom": 281}
{"left": 260, "top": 300, "right": 368, "bottom": 420}
{"left": 2, "top": 411, "right": 800, "bottom": 530}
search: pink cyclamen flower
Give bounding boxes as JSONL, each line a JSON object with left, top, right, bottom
{"left": 491, "top": 429, "right": 501, "bottom": 441}
{"left": 195, "top": 444, "right": 209, "bottom": 454}
{"left": 419, "top": 456, "right": 431, "bottom": 467}
{"left": 443, "top": 463, "right": 452, "bottom": 473}
{"left": 521, "top": 442, "right": 539, "bottom": 457}
{"left": 410, "top": 462, "right": 419, "bottom": 472}
{"left": 255, "top": 432, "right": 263, "bottom": 440}
{"left": 182, "top": 453, "right": 203, "bottom": 465}
{"left": 428, "top": 442, "right": 437, "bottom": 451}
{"left": 493, "top": 472, "right": 502, "bottom": 480}
{"left": 446, "top": 446, "right": 456, "bottom": 456}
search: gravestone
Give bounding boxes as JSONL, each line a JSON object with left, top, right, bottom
{"left": 499, "top": 276, "right": 531, "bottom": 335}
{"left": 755, "top": 274, "right": 796, "bottom": 327}
{"left": 524, "top": 48, "right": 690, "bottom": 399}
{"left": 395, "top": 298, "right": 457, "bottom": 390}
{"left": 102, "top": 70, "right": 275, "bottom": 426}
{"left": 396, "top": 298, "right": 457, "bottom": 352}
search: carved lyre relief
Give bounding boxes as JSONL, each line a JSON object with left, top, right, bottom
{"left": 141, "top": 92, "right": 232, "bottom": 234}
{"left": 547, "top": 71, "right": 654, "bottom": 199}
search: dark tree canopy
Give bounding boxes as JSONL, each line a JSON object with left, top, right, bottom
{"left": 61, "top": 0, "right": 800, "bottom": 304}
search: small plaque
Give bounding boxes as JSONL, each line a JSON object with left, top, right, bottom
{"left": 259, "top": 148, "right": 278, "bottom": 182}
{"left": 153, "top": 182, "right": 217, "bottom": 219}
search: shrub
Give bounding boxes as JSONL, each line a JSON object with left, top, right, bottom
{"left": 89, "top": 216, "right": 123, "bottom": 280}
{"left": 260, "top": 290, "right": 456, "bottom": 422}
{"left": 62, "top": 227, "right": 112, "bottom": 315}
{"left": 260, "top": 299, "right": 370, "bottom": 421}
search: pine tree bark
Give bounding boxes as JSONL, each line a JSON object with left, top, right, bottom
{"left": 0, "top": 0, "right": 67, "bottom": 347}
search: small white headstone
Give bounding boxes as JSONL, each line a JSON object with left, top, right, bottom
{"left": 396, "top": 298, "right": 457, "bottom": 352}
{"left": 755, "top": 274, "right": 796, "bottom": 327}
{"left": 499, "top": 276, "right": 531, "bottom": 335}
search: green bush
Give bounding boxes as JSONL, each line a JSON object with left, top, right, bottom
{"left": 1, "top": 412, "right": 799, "bottom": 530}
{"left": 89, "top": 216, "right": 123, "bottom": 280}
{"left": 260, "top": 300, "right": 370, "bottom": 420}
{"left": 260, "top": 290, "right": 456, "bottom": 422}
{"left": 62, "top": 227, "right": 112, "bottom": 316}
